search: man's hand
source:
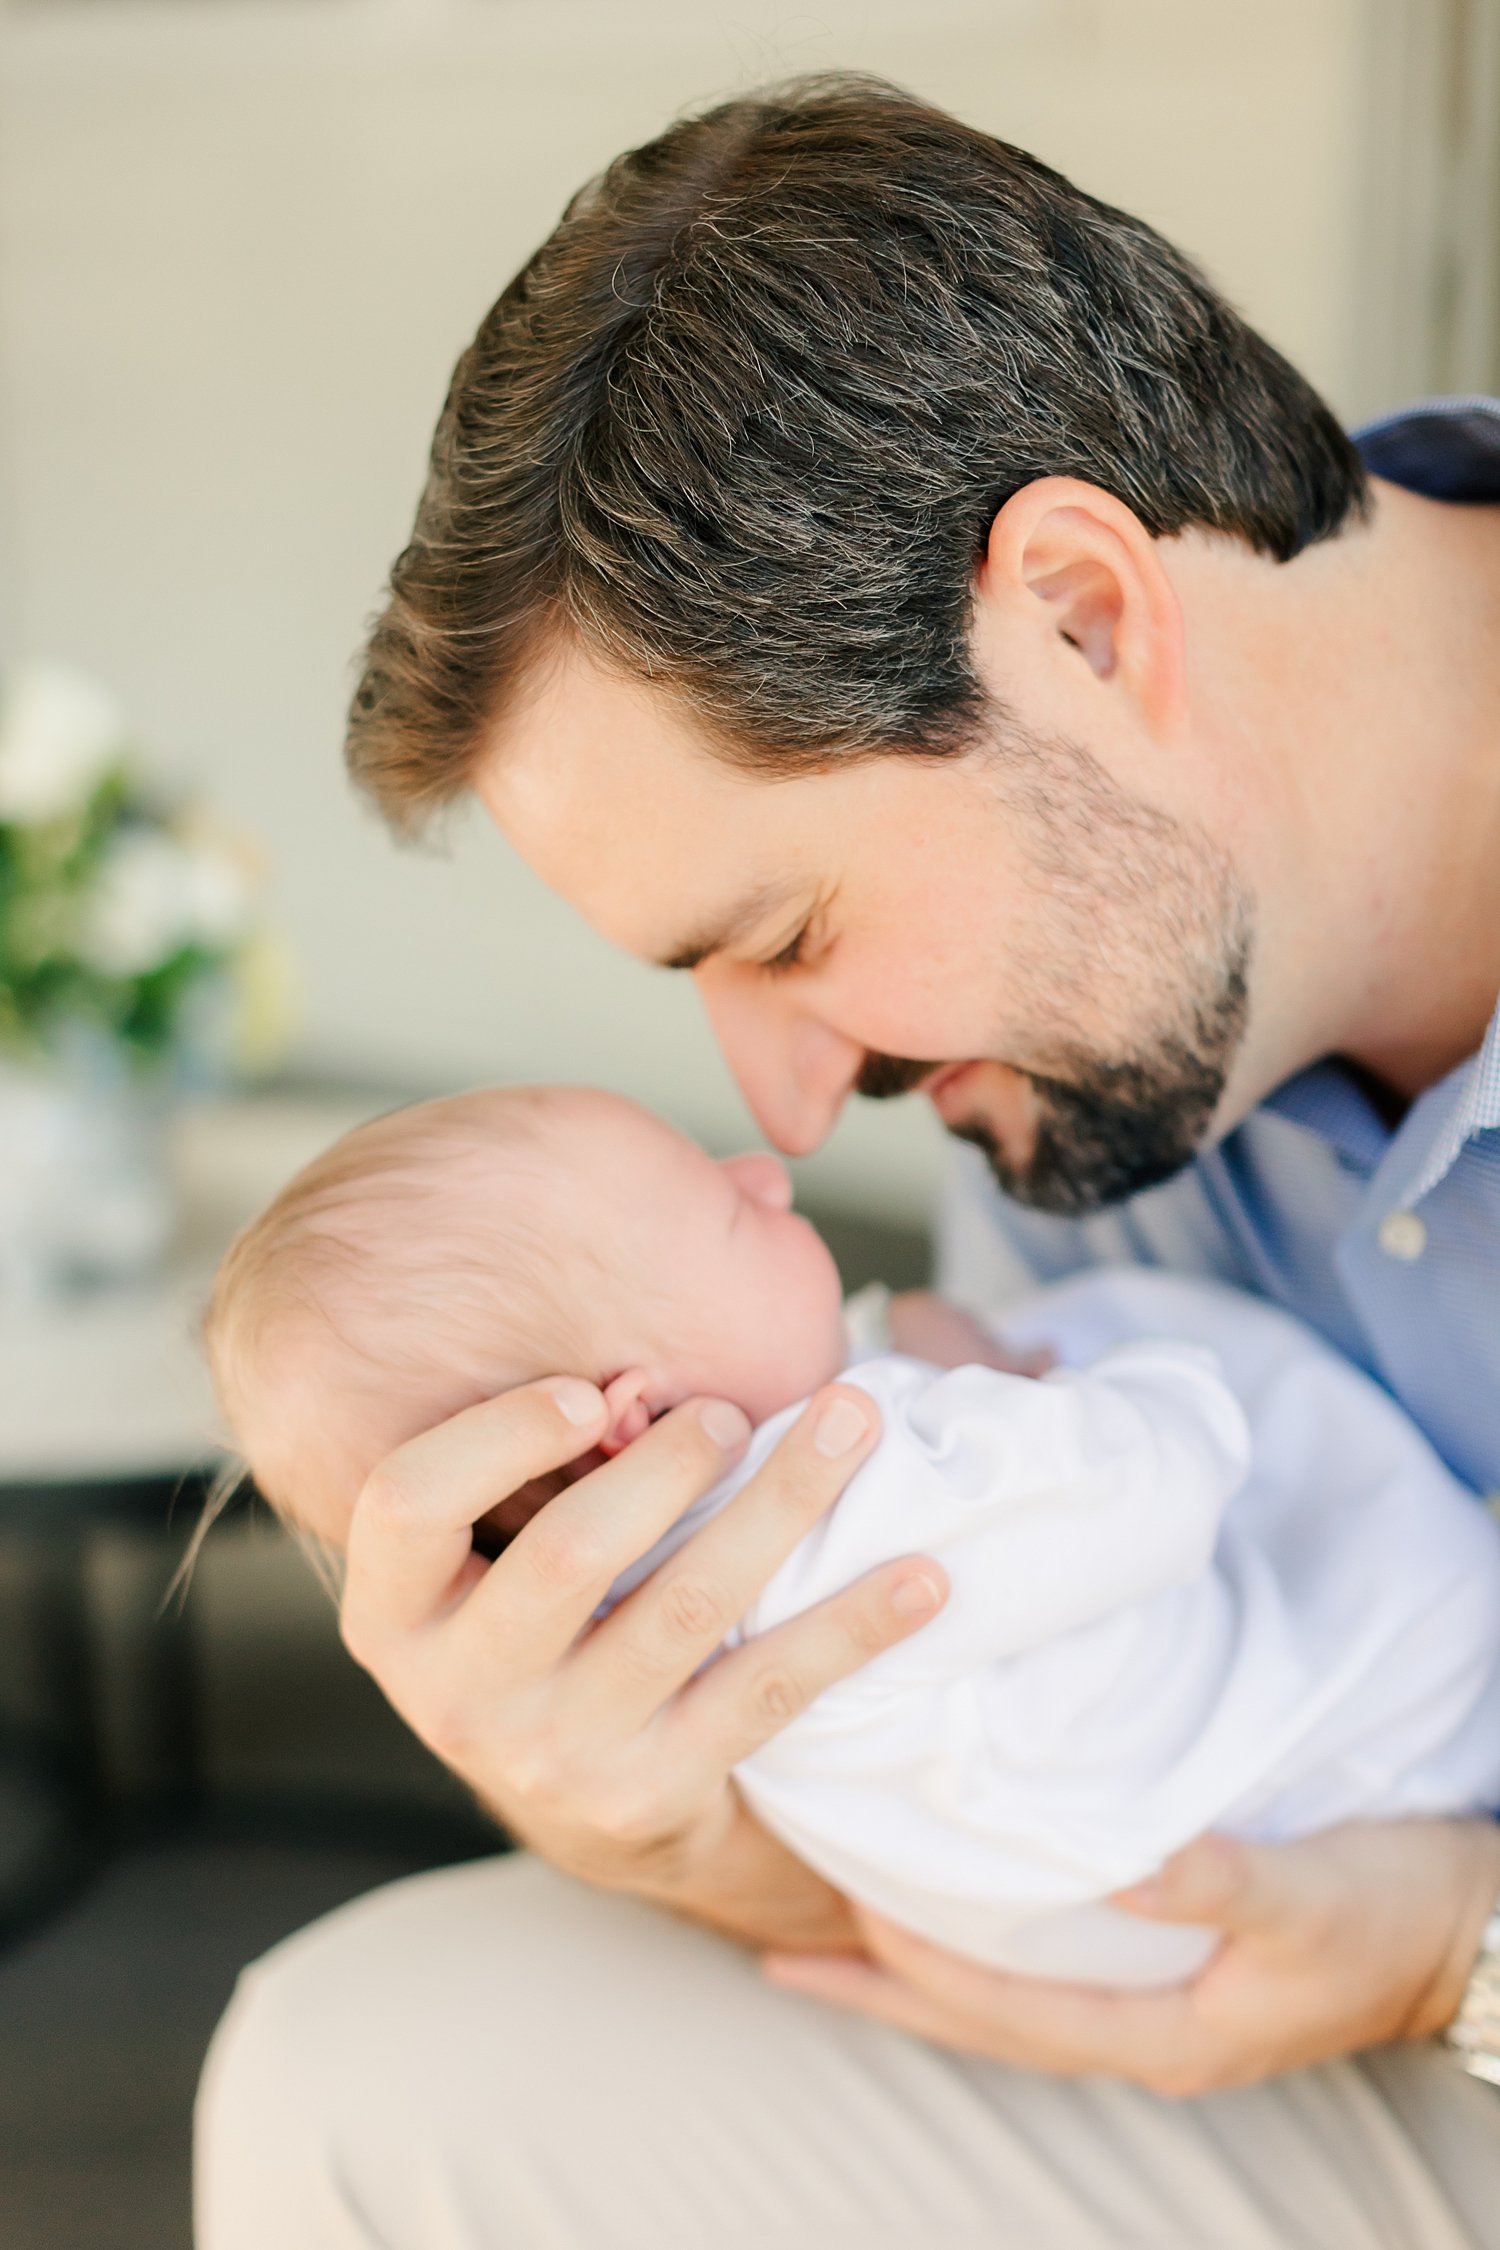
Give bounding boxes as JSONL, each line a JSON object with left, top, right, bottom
{"left": 338, "top": 1375, "right": 948, "bottom": 1949}
{"left": 765, "top": 1817, "right": 1500, "bottom": 2091}
{"left": 887, "top": 1289, "right": 1054, "bottom": 1376}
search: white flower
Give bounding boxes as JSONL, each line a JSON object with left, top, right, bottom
{"left": 0, "top": 662, "right": 126, "bottom": 826}
{"left": 78, "top": 825, "right": 255, "bottom": 978}
{"left": 178, "top": 833, "right": 255, "bottom": 948}
{"left": 79, "top": 831, "right": 198, "bottom": 977}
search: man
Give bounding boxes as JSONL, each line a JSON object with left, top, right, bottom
{"left": 197, "top": 78, "right": 1500, "bottom": 2248}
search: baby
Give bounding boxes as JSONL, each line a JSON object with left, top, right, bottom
{"left": 208, "top": 1085, "right": 1500, "bottom": 1987}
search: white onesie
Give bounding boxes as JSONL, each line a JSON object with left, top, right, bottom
{"left": 606, "top": 1268, "right": 1500, "bottom": 1986}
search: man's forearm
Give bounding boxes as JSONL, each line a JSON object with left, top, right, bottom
{"left": 480, "top": 1778, "right": 862, "bottom": 1954}
{"left": 637, "top": 1793, "right": 863, "bottom": 1954}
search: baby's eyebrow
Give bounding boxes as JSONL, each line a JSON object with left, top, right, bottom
{"left": 655, "top": 879, "right": 805, "bottom": 971}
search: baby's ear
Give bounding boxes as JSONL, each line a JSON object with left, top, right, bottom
{"left": 598, "top": 1368, "right": 654, "bottom": 1456}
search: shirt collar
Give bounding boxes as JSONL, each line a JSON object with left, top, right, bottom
{"left": 1262, "top": 1063, "right": 1393, "bottom": 1171}
{"left": 1353, "top": 393, "right": 1500, "bottom": 497}
{"left": 1399, "top": 997, "right": 1500, "bottom": 1207}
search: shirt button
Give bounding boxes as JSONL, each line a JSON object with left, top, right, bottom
{"left": 1378, "top": 1210, "right": 1428, "bottom": 1261}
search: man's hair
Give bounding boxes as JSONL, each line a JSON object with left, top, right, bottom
{"left": 347, "top": 72, "right": 1368, "bottom": 833}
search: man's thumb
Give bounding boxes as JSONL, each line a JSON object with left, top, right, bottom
{"left": 1111, "top": 1832, "right": 1316, "bottom": 1936}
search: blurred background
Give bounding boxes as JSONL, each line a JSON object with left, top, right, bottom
{"left": 0, "top": 1, "right": 1497, "bottom": 2243}
{"left": 5, "top": 0, "right": 1499, "bottom": 1219}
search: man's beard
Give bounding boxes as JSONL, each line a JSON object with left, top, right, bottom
{"left": 856, "top": 728, "right": 1254, "bottom": 1219}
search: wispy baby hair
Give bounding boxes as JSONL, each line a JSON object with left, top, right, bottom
{"left": 205, "top": 1086, "right": 599, "bottom": 1528}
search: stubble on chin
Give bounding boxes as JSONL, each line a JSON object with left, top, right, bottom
{"left": 862, "top": 722, "right": 1256, "bottom": 1218}
{"left": 954, "top": 975, "right": 1249, "bottom": 1215}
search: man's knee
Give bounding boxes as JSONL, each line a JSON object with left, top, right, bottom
{"left": 193, "top": 1853, "right": 756, "bottom": 2249}
{"left": 196, "top": 1855, "right": 551, "bottom": 2248}
{"left": 195, "top": 1922, "right": 377, "bottom": 2248}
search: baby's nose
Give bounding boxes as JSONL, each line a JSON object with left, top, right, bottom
{"left": 721, "top": 1151, "right": 795, "bottom": 1211}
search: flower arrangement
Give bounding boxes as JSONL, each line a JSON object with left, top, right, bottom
{"left": 0, "top": 661, "right": 267, "bottom": 1072}
{"left": 0, "top": 661, "right": 289, "bottom": 1299}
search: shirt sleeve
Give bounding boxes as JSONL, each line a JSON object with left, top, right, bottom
{"left": 741, "top": 1342, "right": 1250, "bottom": 1683}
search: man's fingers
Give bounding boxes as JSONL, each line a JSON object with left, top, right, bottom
{"left": 1112, "top": 1832, "right": 1332, "bottom": 1943}
{"left": 574, "top": 1384, "right": 887, "bottom": 1727}
{"left": 877, "top": 1910, "right": 1232, "bottom": 2082}
{"left": 456, "top": 1394, "right": 754, "bottom": 1676}
{"left": 762, "top": 1952, "right": 1005, "bottom": 2053}
{"left": 764, "top": 1928, "right": 1199, "bottom": 2078}
{"left": 669, "top": 1553, "right": 947, "bottom": 1774}
{"left": 858, "top": 1910, "right": 1215, "bottom": 2079}
{"left": 342, "top": 1378, "right": 606, "bottom": 1650}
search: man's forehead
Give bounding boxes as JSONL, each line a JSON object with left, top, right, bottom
{"left": 477, "top": 645, "right": 814, "bottom": 957}
{"left": 492, "top": 640, "right": 710, "bottom": 778}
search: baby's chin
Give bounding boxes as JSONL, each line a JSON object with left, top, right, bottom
{"left": 678, "top": 1336, "right": 850, "bottom": 1430}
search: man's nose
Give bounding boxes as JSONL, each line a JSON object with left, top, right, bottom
{"left": 694, "top": 960, "right": 864, "bottom": 1156}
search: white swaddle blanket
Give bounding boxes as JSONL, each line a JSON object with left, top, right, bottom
{"left": 606, "top": 1269, "right": 1500, "bottom": 1986}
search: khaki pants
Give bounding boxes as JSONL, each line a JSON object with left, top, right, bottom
{"left": 195, "top": 1853, "right": 1500, "bottom": 2250}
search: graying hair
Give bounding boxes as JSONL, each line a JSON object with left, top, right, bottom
{"left": 347, "top": 72, "right": 1368, "bottom": 830}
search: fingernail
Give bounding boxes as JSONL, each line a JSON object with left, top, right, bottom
{"left": 545, "top": 1377, "right": 602, "bottom": 1428}
{"left": 890, "top": 1570, "right": 944, "bottom": 1618}
{"left": 698, "top": 1399, "right": 751, "bottom": 1449}
{"left": 814, "top": 1396, "right": 870, "bottom": 1458}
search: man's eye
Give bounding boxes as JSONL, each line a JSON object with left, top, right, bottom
{"left": 761, "top": 923, "right": 810, "bottom": 977}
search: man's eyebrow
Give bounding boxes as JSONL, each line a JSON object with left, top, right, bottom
{"left": 655, "top": 881, "right": 803, "bottom": 971}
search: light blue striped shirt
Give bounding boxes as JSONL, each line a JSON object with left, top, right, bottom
{"left": 937, "top": 397, "right": 1500, "bottom": 1500}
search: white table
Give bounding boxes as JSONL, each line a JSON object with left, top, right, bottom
{"left": 0, "top": 1089, "right": 391, "bottom": 1934}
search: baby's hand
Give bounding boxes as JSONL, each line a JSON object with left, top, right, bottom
{"left": 886, "top": 1290, "right": 1054, "bottom": 1376}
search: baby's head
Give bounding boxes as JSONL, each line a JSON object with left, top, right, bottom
{"left": 206, "top": 1086, "right": 846, "bottom": 1545}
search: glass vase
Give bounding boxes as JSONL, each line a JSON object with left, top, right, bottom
{"left": 0, "top": 1029, "right": 175, "bottom": 1306}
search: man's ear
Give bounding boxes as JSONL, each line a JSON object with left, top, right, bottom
{"left": 976, "top": 475, "right": 1189, "bottom": 739}
{"left": 598, "top": 1368, "right": 655, "bottom": 1456}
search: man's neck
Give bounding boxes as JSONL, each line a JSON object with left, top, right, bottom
{"left": 1190, "top": 474, "right": 1500, "bottom": 1106}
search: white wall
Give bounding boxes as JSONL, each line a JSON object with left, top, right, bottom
{"left": 0, "top": 0, "right": 1433, "bottom": 1219}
